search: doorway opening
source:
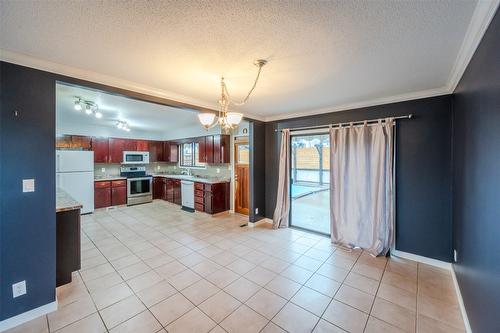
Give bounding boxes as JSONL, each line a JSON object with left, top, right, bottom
{"left": 290, "top": 133, "right": 330, "bottom": 235}
{"left": 234, "top": 137, "right": 250, "bottom": 215}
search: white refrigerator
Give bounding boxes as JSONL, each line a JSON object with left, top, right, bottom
{"left": 56, "top": 150, "right": 94, "bottom": 214}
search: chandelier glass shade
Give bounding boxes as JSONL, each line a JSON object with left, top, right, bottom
{"left": 198, "top": 59, "right": 266, "bottom": 130}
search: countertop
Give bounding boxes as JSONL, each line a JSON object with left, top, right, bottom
{"left": 152, "top": 174, "right": 230, "bottom": 184}
{"left": 56, "top": 188, "right": 83, "bottom": 213}
{"left": 94, "top": 176, "right": 127, "bottom": 181}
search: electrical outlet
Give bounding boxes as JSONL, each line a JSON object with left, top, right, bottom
{"left": 453, "top": 249, "right": 458, "bottom": 262}
{"left": 12, "top": 280, "right": 26, "bottom": 298}
{"left": 157, "top": 165, "right": 161, "bottom": 170}
{"left": 216, "top": 168, "right": 220, "bottom": 173}
{"left": 255, "top": 208, "right": 259, "bottom": 215}
{"left": 101, "top": 167, "right": 106, "bottom": 173}
{"left": 22, "top": 179, "right": 35, "bottom": 192}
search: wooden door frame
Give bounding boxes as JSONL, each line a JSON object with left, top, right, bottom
{"left": 234, "top": 138, "right": 250, "bottom": 215}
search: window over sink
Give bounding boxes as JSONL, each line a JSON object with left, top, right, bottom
{"left": 180, "top": 142, "right": 206, "bottom": 168}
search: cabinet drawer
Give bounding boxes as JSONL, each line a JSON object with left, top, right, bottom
{"left": 111, "top": 180, "right": 126, "bottom": 187}
{"left": 194, "top": 203, "right": 204, "bottom": 212}
{"left": 194, "top": 182, "right": 204, "bottom": 191}
{"left": 195, "top": 195, "right": 204, "bottom": 204}
{"left": 94, "top": 181, "right": 111, "bottom": 189}
{"left": 195, "top": 189, "right": 204, "bottom": 198}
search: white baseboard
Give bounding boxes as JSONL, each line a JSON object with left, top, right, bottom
{"left": 451, "top": 266, "right": 472, "bottom": 333}
{"left": 254, "top": 218, "right": 273, "bottom": 226}
{"left": 391, "top": 249, "right": 452, "bottom": 270}
{"left": 0, "top": 300, "right": 57, "bottom": 332}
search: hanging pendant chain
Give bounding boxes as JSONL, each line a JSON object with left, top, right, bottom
{"left": 220, "top": 61, "right": 265, "bottom": 108}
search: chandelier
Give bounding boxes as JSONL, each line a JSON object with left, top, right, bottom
{"left": 198, "top": 59, "right": 267, "bottom": 130}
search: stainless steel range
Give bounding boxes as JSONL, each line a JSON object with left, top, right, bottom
{"left": 120, "top": 166, "right": 152, "bottom": 206}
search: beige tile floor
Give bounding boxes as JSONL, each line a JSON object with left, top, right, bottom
{"left": 7, "top": 200, "right": 465, "bottom": 333}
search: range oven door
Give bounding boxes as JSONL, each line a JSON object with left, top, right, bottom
{"left": 127, "top": 177, "right": 152, "bottom": 197}
{"left": 127, "top": 177, "right": 153, "bottom": 206}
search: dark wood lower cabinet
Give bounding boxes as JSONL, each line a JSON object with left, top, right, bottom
{"left": 111, "top": 186, "right": 127, "bottom": 206}
{"left": 56, "top": 208, "right": 81, "bottom": 287}
{"left": 204, "top": 182, "right": 230, "bottom": 214}
{"left": 95, "top": 180, "right": 127, "bottom": 208}
{"left": 166, "top": 179, "right": 174, "bottom": 202}
{"left": 94, "top": 186, "right": 111, "bottom": 209}
{"left": 153, "top": 177, "right": 229, "bottom": 214}
{"left": 173, "top": 180, "right": 182, "bottom": 205}
{"left": 153, "top": 177, "right": 164, "bottom": 199}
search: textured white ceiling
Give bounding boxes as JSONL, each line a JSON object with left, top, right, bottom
{"left": 1, "top": 1, "right": 481, "bottom": 120}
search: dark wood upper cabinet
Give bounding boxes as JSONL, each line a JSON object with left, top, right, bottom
{"left": 169, "top": 143, "right": 179, "bottom": 163}
{"left": 124, "top": 139, "right": 137, "bottom": 151}
{"left": 205, "top": 135, "right": 214, "bottom": 164}
{"left": 213, "top": 135, "right": 230, "bottom": 164}
{"left": 91, "top": 137, "right": 109, "bottom": 163}
{"left": 213, "top": 135, "right": 221, "bottom": 164}
{"left": 108, "top": 138, "right": 125, "bottom": 163}
{"left": 57, "top": 135, "right": 92, "bottom": 150}
{"left": 136, "top": 140, "right": 149, "bottom": 151}
{"left": 149, "top": 141, "right": 164, "bottom": 162}
{"left": 163, "top": 141, "right": 178, "bottom": 163}
{"left": 197, "top": 137, "right": 207, "bottom": 163}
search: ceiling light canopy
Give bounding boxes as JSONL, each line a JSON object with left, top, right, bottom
{"left": 198, "top": 59, "right": 267, "bottom": 131}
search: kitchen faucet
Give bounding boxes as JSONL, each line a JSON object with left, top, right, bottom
{"left": 181, "top": 168, "right": 192, "bottom": 176}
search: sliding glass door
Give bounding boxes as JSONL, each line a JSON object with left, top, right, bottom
{"left": 290, "top": 134, "right": 331, "bottom": 235}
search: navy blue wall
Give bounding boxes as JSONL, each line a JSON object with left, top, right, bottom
{"left": 452, "top": 8, "right": 500, "bottom": 333}
{"left": 0, "top": 62, "right": 56, "bottom": 320}
{"left": 265, "top": 96, "right": 454, "bottom": 261}
{"left": 249, "top": 120, "right": 266, "bottom": 222}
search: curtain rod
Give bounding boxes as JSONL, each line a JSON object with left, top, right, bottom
{"left": 275, "top": 114, "right": 413, "bottom": 132}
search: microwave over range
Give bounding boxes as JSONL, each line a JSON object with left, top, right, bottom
{"left": 123, "top": 151, "right": 149, "bottom": 164}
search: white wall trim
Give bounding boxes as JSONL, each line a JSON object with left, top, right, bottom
{"left": 263, "top": 87, "right": 450, "bottom": 122}
{"left": 0, "top": 49, "right": 265, "bottom": 122}
{"left": 0, "top": 300, "right": 57, "bottom": 332}
{"left": 391, "top": 249, "right": 451, "bottom": 270}
{"left": 451, "top": 266, "right": 473, "bottom": 333}
{"left": 446, "top": 0, "right": 500, "bottom": 92}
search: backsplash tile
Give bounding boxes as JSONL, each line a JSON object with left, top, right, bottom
{"left": 94, "top": 162, "right": 231, "bottom": 179}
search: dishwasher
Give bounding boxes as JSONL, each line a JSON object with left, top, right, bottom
{"left": 181, "top": 180, "right": 195, "bottom": 212}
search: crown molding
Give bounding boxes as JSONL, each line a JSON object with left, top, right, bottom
{"left": 263, "top": 87, "right": 450, "bottom": 122}
{"left": 0, "top": 49, "right": 265, "bottom": 122}
{"left": 446, "top": 0, "right": 500, "bottom": 92}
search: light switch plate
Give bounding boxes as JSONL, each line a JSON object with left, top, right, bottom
{"left": 157, "top": 165, "right": 161, "bottom": 170}
{"left": 216, "top": 168, "right": 220, "bottom": 173}
{"left": 255, "top": 208, "right": 259, "bottom": 215}
{"left": 12, "top": 280, "right": 26, "bottom": 298}
{"left": 453, "top": 249, "right": 458, "bottom": 262}
{"left": 101, "top": 167, "right": 106, "bottom": 173}
{"left": 22, "top": 179, "right": 35, "bottom": 192}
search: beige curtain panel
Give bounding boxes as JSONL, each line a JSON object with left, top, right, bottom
{"left": 273, "top": 129, "right": 291, "bottom": 229}
{"left": 329, "top": 118, "right": 394, "bottom": 256}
